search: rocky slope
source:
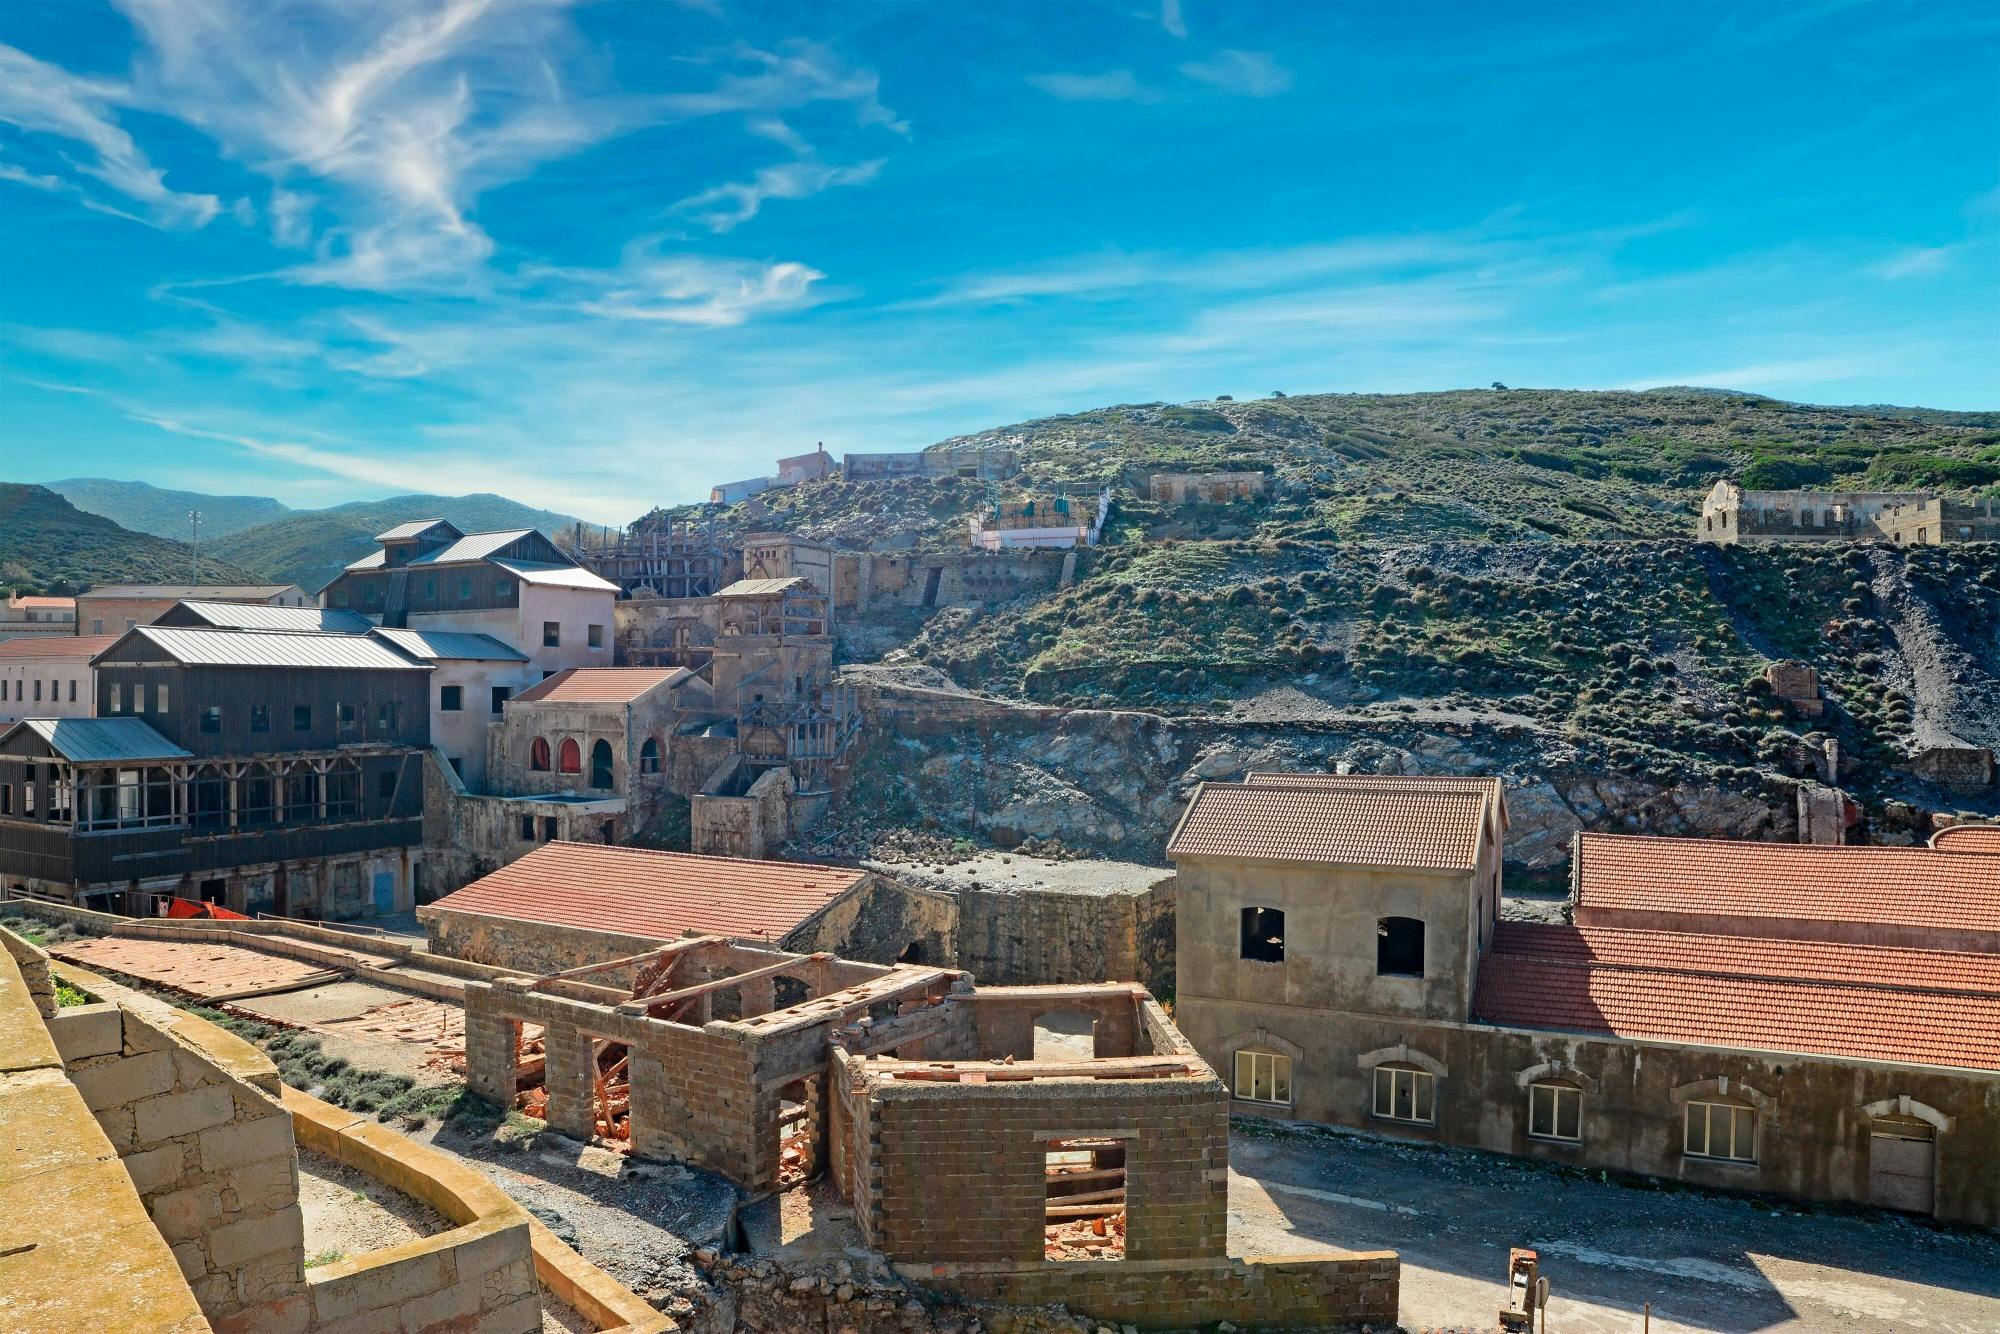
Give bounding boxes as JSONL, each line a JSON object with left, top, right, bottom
{"left": 0, "top": 484, "right": 261, "bottom": 594}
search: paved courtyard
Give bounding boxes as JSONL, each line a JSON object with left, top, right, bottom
{"left": 1227, "top": 1120, "right": 2000, "bottom": 1333}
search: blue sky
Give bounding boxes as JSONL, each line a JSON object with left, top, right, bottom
{"left": 1, "top": 0, "right": 1996, "bottom": 524}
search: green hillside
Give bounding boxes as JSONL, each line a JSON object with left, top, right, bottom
{"left": 206, "top": 493, "right": 584, "bottom": 590}
{"left": 0, "top": 484, "right": 261, "bottom": 594}
{"left": 49, "top": 478, "right": 289, "bottom": 540}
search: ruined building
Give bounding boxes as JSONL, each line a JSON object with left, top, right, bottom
{"left": 1700, "top": 480, "right": 2000, "bottom": 544}
{"left": 1148, "top": 471, "right": 1268, "bottom": 503}
{"left": 1169, "top": 772, "right": 2000, "bottom": 1226}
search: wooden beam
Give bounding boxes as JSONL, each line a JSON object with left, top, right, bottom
{"left": 623, "top": 952, "right": 832, "bottom": 1015}
{"left": 1044, "top": 1203, "right": 1126, "bottom": 1220}
{"left": 1044, "top": 1187, "right": 1125, "bottom": 1206}
{"left": 529, "top": 935, "right": 721, "bottom": 989}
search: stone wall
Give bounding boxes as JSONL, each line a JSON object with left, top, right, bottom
{"left": 50, "top": 995, "right": 305, "bottom": 1326}
{"left": 899, "top": 1253, "right": 1398, "bottom": 1333}
{"left": 690, "top": 761, "right": 791, "bottom": 859}
{"left": 955, "top": 881, "right": 1175, "bottom": 996}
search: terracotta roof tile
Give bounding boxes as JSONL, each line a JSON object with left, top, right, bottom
{"left": 0, "top": 634, "right": 121, "bottom": 660}
{"left": 1474, "top": 923, "right": 2000, "bottom": 1071}
{"left": 1246, "top": 770, "right": 1508, "bottom": 831}
{"left": 1573, "top": 832, "right": 2000, "bottom": 939}
{"left": 1168, "top": 782, "right": 1487, "bottom": 871}
{"left": 1930, "top": 824, "right": 2000, "bottom": 855}
{"left": 422, "top": 841, "right": 867, "bottom": 944}
{"left": 512, "top": 667, "right": 683, "bottom": 704}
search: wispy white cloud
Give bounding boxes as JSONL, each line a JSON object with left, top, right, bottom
{"left": 1160, "top": 0, "right": 1188, "bottom": 40}
{"left": 268, "top": 188, "right": 315, "bottom": 248}
{"left": 1179, "top": 49, "right": 1292, "bottom": 97}
{"left": 674, "top": 155, "right": 883, "bottom": 232}
{"left": 1616, "top": 356, "right": 1871, "bottom": 392}
{"left": 564, "top": 244, "right": 828, "bottom": 325}
{"left": 1872, "top": 244, "right": 1965, "bottom": 279}
{"left": 0, "top": 42, "right": 221, "bottom": 225}
{"left": 1026, "top": 70, "right": 1155, "bottom": 102}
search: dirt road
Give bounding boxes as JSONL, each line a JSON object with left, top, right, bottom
{"left": 1228, "top": 1121, "right": 2000, "bottom": 1333}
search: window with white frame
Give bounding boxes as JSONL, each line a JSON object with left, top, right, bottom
{"left": 1528, "top": 1082, "right": 1582, "bottom": 1142}
{"left": 1233, "top": 1049, "right": 1292, "bottom": 1106}
{"left": 1372, "top": 1064, "right": 1436, "bottom": 1124}
{"left": 1684, "top": 1100, "right": 1756, "bottom": 1162}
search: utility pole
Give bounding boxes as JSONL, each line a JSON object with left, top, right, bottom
{"left": 188, "top": 510, "right": 202, "bottom": 583}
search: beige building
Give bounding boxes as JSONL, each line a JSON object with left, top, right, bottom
{"left": 0, "top": 593, "right": 77, "bottom": 642}
{"left": 0, "top": 633, "right": 117, "bottom": 724}
{"left": 1149, "top": 471, "right": 1268, "bottom": 503}
{"left": 1170, "top": 774, "right": 2000, "bottom": 1226}
{"left": 1699, "top": 481, "right": 2000, "bottom": 544}
{"left": 75, "top": 583, "right": 309, "bottom": 636}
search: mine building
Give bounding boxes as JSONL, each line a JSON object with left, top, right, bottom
{"left": 75, "top": 582, "right": 311, "bottom": 635}
{"left": 0, "top": 592, "right": 77, "bottom": 642}
{"left": 1148, "top": 470, "right": 1268, "bottom": 503}
{"left": 320, "top": 521, "right": 618, "bottom": 679}
{"left": 0, "top": 633, "right": 118, "bottom": 724}
{"left": 1700, "top": 481, "right": 2000, "bottom": 544}
{"left": 1170, "top": 772, "right": 2000, "bottom": 1226}
{"left": 0, "top": 624, "right": 431, "bottom": 916}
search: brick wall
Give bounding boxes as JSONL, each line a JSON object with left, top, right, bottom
{"left": 860, "top": 1074, "right": 1230, "bottom": 1264}
{"left": 899, "top": 1252, "right": 1397, "bottom": 1332}
{"left": 50, "top": 1000, "right": 305, "bottom": 1324}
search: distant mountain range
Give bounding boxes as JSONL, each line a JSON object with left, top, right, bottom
{"left": 46, "top": 479, "right": 585, "bottom": 591}
{"left": 0, "top": 484, "right": 263, "bottom": 594}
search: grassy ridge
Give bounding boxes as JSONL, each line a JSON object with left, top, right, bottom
{"left": 0, "top": 484, "right": 262, "bottom": 594}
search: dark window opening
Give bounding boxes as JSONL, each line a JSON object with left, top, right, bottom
{"left": 1377, "top": 916, "right": 1426, "bottom": 977}
{"left": 439, "top": 685, "right": 463, "bottom": 712}
{"left": 378, "top": 769, "right": 397, "bottom": 800}
{"left": 530, "top": 737, "right": 551, "bottom": 771}
{"left": 639, "top": 737, "right": 660, "bottom": 774}
{"left": 200, "top": 706, "right": 222, "bottom": 734}
{"left": 896, "top": 940, "right": 924, "bottom": 964}
{"left": 1240, "top": 906, "right": 1285, "bottom": 963}
{"left": 543, "top": 621, "right": 561, "bottom": 647}
{"left": 293, "top": 704, "right": 312, "bottom": 732}
{"left": 250, "top": 704, "right": 270, "bottom": 733}
{"left": 519, "top": 815, "right": 537, "bottom": 842}
{"left": 589, "top": 739, "right": 614, "bottom": 790}
{"left": 540, "top": 816, "right": 558, "bottom": 841}
{"left": 491, "top": 685, "right": 512, "bottom": 715}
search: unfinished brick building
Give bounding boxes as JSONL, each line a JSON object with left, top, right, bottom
{"left": 460, "top": 937, "right": 1398, "bottom": 1330}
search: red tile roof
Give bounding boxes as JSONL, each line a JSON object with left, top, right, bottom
{"left": 0, "top": 633, "right": 122, "bottom": 660}
{"left": 422, "top": 841, "right": 867, "bottom": 944}
{"left": 1572, "top": 832, "right": 2000, "bottom": 940}
{"left": 1246, "top": 770, "right": 1509, "bottom": 831}
{"left": 1931, "top": 825, "right": 2000, "bottom": 855}
{"left": 1474, "top": 922, "right": 2000, "bottom": 1071}
{"left": 1168, "top": 782, "right": 1489, "bottom": 872}
{"left": 512, "top": 668, "right": 682, "bottom": 705}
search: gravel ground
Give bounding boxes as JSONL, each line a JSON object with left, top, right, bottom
{"left": 1228, "top": 1119, "right": 2000, "bottom": 1333}
{"left": 231, "top": 979, "right": 459, "bottom": 1084}
{"left": 298, "top": 1146, "right": 448, "bottom": 1262}
{"left": 866, "top": 851, "right": 1172, "bottom": 897}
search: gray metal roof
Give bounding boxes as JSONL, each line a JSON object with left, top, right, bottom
{"left": 342, "top": 528, "right": 538, "bottom": 573}
{"left": 8, "top": 718, "right": 193, "bottom": 763}
{"left": 371, "top": 628, "right": 528, "bottom": 662}
{"left": 491, "top": 559, "right": 619, "bottom": 592}
{"left": 173, "top": 601, "right": 375, "bottom": 634}
{"left": 374, "top": 518, "right": 460, "bottom": 543}
{"left": 80, "top": 583, "right": 300, "bottom": 600}
{"left": 104, "top": 625, "right": 430, "bottom": 671}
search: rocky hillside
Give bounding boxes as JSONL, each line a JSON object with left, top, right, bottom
{"left": 650, "top": 388, "right": 1999, "bottom": 549}
{"left": 0, "top": 484, "right": 261, "bottom": 594}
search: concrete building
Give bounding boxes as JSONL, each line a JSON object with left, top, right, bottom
{"left": 710, "top": 476, "right": 774, "bottom": 506}
{"left": 842, "top": 445, "right": 1017, "bottom": 481}
{"left": 0, "top": 626, "right": 431, "bottom": 916}
{"left": 75, "top": 584, "right": 310, "bottom": 636}
{"left": 969, "top": 491, "right": 1110, "bottom": 550}
{"left": 776, "top": 445, "right": 833, "bottom": 486}
{"left": 1170, "top": 773, "right": 2000, "bottom": 1226}
{"left": 370, "top": 628, "right": 531, "bottom": 790}
{"left": 1148, "top": 471, "right": 1268, "bottom": 503}
{"left": 321, "top": 521, "right": 618, "bottom": 681}
{"left": 1699, "top": 481, "right": 2000, "bottom": 544}
{"left": 0, "top": 593, "right": 77, "bottom": 642}
{"left": 0, "top": 634, "right": 117, "bottom": 724}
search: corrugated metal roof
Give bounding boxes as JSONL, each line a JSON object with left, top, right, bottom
{"left": 425, "top": 529, "right": 536, "bottom": 564}
{"left": 0, "top": 633, "right": 122, "bottom": 660}
{"left": 371, "top": 628, "right": 527, "bottom": 662}
{"left": 81, "top": 584, "right": 298, "bottom": 600}
{"left": 490, "top": 559, "right": 619, "bottom": 592}
{"left": 103, "top": 625, "right": 430, "bottom": 671}
{"left": 172, "top": 601, "right": 375, "bottom": 634}
{"left": 1167, "top": 782, "right": 1487, "bottom": 871}
{"left": 422, "top": 841, "right": 867, "bottom": 943}
{"left": 7, "top": 718, "right": 192, "bottom": 763}
{"left": 512, "top": 667, "right": 683, "bottom": 703}
{"left": 344, "top": 551, "right": 388, "bottom": 571}
{"left": 374, "top": 518, "right": 459, "bottom": 542}
{"left": 717, "top": 577, "right": 808, "bottom": 598}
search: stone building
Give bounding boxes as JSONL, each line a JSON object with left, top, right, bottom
{"left": 0, "top": 592, "right": 77, "bottom": 642}
{"left": 968, "top": 490, "right": 1110, "bottom": 550}
{"left": 1171, "top": 773, "right": 2000, "bottom": 1226}
{"left": 841, "top": 445, "right": 1017, "bottom": 481}
{"left": 1699, "top": 481, "right": 2000, "bottom": 544}
{"left": 1148, "top": 471, "right": 1268, "bottom": 503}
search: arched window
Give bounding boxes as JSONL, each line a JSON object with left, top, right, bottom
{"left": 1372, "top": 1064, "right": 1436, "bottom": 1124}
{"left": 530, "top": 737, "right": 551, "bottom": 772}
{"left": 589, "top": 739, "right": 614, "bottom": 790}
{"left": 639, "top": 737, "right": 661, "bottom": 775}
{"left": 1233, "top": 1049, "right": 1293, "bottom": 1106}
{"left": 1684, "top": 1099, "right": 1756, "bottom": 1163}
{"left": 558, "top": 738, "right": 582, "bottom": 774}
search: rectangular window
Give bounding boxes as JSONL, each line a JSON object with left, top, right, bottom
{"left": 200, "top": 706, "right": 221, "bottom": 734}
{"left": 495, "top": 578, "right": 513, "bottom": 597}
{"left": 293, "top": 704, "right": 312, "bottom": 731}
{"left": 3, "top": 681, "right": 11, "bottom": 701}
{"left": 250, "top": 704, "right": 270, "bottom": 732}
{"left": 91, "top": 618, "right": 105, "bottom": 634}
{"left": 67, "top": 680, "right": 76, "bottom": 702}
{"left": 377, "top": 769, "right": 397, "bottom": 800}
{"left": 1684, "top": 1102, "right": 1756, "bottom": 1163}
{"left": 1372, "top": 1066, "right": 1436, "bottom": 1124}
{"left": 155, "top": 684, "right": 168, "bottom": 714}
{"left": 542, "top": 621, "right": 561, "bottom": 648}
{"left": 439, "top": 685, "right": 463, "bottom": 712}
{"left": 448, "top": 756, "right": 464, "bottom": 778}
{"left": 540, "top": 816, "right": 558, "bottom": 841}
{"left": 108, "top": 683, "right": 122, "bottom": 714}
{"left": 1233, "top": 1050, "right": 1293, "bottom": 1106}
{"left": 1376, "top": 916, "right": 1426, "bottom": 977}
{"left": 588, "top": 623, "right": 603, "bottom": 649}
{"left": 1239, "top": 905, "right": 1284, "bottom": 962}
{"left": 491, "top": 685, "right": 512, "bottom": 715}
{"left": 459, "top": 576, "right": 473, "bottom": 599}
{"left": 337, "top": 701, "right": 357, "bottom": 733}
{"left": 32, "top": 680, "right": 42, "bottom": 702}
{"left": 1529, "top": 1083, "right": 1582, "bottom": 1143}
{"left": 519, "top": 815, "right": 537, "bottom": 842}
